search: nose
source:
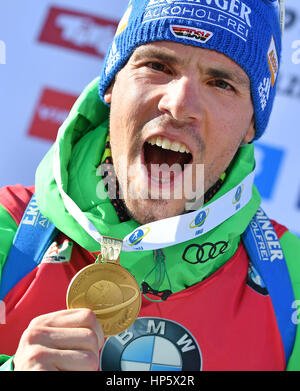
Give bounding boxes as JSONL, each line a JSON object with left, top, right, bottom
{"left": 158, "top": 75, "right": 204, "bottom": 123}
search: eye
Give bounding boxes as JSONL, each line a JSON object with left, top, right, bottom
{"left": 147, "top": 61, "right": 171, "bottom": 74}
{"left": 212, "top": 79, "right": 235, "bottom": 91}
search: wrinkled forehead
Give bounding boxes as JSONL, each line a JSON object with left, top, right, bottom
{"left": 130, "top": 41, "right": 251, "bottom": 88}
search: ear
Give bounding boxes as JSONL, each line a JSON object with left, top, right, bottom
{"left": 242, "top": 116, "right": 255, "bottom": 145}
{"left": 104, "top": 83, "right": 113, "bottom": 104}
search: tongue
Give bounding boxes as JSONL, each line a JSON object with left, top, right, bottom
{"left": 144, "top": 143, "right": 190, "bottom": 168}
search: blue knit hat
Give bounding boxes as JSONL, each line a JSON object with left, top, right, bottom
{"left": 98, "top": 0, "right": 282, "bottom": 140}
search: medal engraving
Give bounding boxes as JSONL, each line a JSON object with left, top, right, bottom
{"left": 66, "top": 237, "right": 141, "bottom": 336}
{"left": 101, "top": 236, "right": 123, "bottom": 262}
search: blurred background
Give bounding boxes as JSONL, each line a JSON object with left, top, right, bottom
{"left": 0, "top": 0, "right": 299, "bottom": 236}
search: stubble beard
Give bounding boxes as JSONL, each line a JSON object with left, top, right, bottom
{"left": 113, "top": 154, "right": 208, "bottom": 224}
{"left": 124, "top": 197, "right": 180, "bottom": 225}
{"left": 113, "top": 157, "right": 186, "bottom": 224}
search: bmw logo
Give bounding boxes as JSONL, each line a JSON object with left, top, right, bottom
{"left": 189, "top": 209, "right": 209, "bottom": 229}
{"left": 100, "top": 317, "right": 202, "bottom": 371}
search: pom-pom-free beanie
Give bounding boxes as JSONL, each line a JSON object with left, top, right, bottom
{"left": 99, "top": 0, "right": 282, "bottom": 140}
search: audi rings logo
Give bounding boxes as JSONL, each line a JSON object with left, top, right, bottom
{"left": 182, "top": 241, "right": 229, "bottom": 264}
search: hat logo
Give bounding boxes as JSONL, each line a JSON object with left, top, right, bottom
{"left": 170, "top": 25, "right": 213, "bottom": 43}
{"left": 267, "top": 36, "right": 279, "bottom": 87}
{"left": 105, "top": 40, "right": 121, "bottom": 76}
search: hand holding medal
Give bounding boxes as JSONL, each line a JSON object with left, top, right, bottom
{"left": 66, "top": 237, "right": 141, "bottom": 337}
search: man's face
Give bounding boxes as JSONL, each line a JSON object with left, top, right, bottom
{"left": 104, "top": 41, "right": 255, "bottom": 224}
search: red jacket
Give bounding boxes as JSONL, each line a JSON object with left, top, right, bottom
{"left": 0, "top": 185, "right": 286, "bottom": 370}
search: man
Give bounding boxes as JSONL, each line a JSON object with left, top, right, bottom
{"left": 1, "top": 0, "right": 300, "bottom": 371}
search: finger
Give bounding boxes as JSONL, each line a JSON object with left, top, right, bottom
{"left": 29, "top": 327, "right": 101, "bottom": 354}
{"left": 31, "top": 309, "right": 96, "bottom": 329}
{"left": 50, "top": 349, "right": 99, "bottom": 371}
{"left": 30, "top": 309, "right": 104, "bottom": 350}
{"left": 14, "top": 345, "right": 59, "bottom": 371}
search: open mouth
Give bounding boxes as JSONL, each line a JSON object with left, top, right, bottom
{"left": 143, "top": 136, "right": 193, "bottom": 184}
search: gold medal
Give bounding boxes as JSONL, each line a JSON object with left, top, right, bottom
{"left": 66, "top": 237, "right": 141, "bottom": 336}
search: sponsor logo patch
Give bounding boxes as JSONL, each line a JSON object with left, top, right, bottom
{"left": 189, "top": 208, "right": 209, "bottom": 230}
{"left": 42, "top": 239, "right": 73, "bottom": 263}
{"left": 267, "top": 35, "right": 279, "bottom": 87}
{"left": 248, "top": 209, "right": 284, "bottom": 263}
{"left": 182, "top": 241, "right": 229, "bottom": 264}
{"left": 232, "top": 185, "right": 243, "bottom": 205}
{"left": 258, "top": 77, "right": 271, "bottom": 111}
{"left": 21, "top": 195, "right": 51, "bottom": 228}
{"left": 232, "top": 184, "right": 244, "bottom": 210}
{"left": 100, "top": 317, "right": 202, "bottom": 371}
{"left": 128, "top": 227, "right": 151, "bottom": 247}
{"left": 170, "top": 25, "right": 213, "bottom": 43}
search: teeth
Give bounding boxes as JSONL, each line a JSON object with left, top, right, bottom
{"left": 156, "top": 136, "right": 162, "bottom": 147}
{"left": 179, "top": 144, "right": 187, "bottom": 153}
{"left": 147, "top": 136, "right": 190, "bottom": 154}
{"left": 170, "top": 141, "right": 181, "bottom": 152}
{"left": 161, "top": 138, "right": 171, "bottom": 150}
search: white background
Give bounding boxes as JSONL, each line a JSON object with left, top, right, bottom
{"left": 0, "top": 0, "right": 299, "bottom": 236}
